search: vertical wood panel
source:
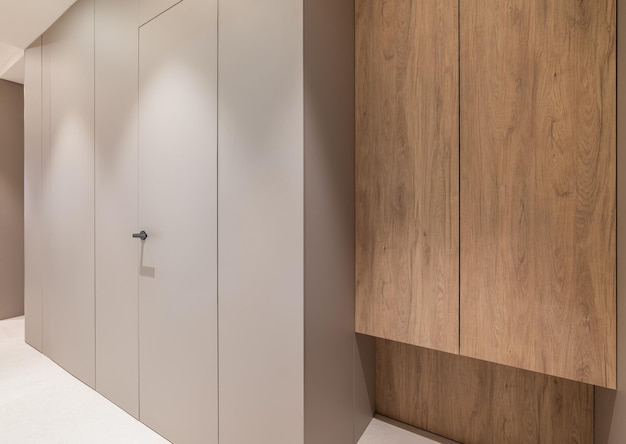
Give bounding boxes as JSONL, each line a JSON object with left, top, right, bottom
{"left": 355, "top": 0, "right": 459, "bottom": 353}
{"left": 94, "top": 0, "right": 139, "bottom": 418}
{"left": 24, "top": 39, "right": 43, "bottom": 350}
{"left": 377, "top": 339, "right": 594, "bottom": 444}
{"left": 595, "top": 0, "right": 626, "bottom": 439}
{"left": 460, "top": 0, "right": 616, "bottom": 387}
{"left": 41, "top": 0, "right": 96, "bottom": 388}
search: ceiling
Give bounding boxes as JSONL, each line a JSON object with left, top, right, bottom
{"left": 0, "top": 0, "right": 78, "bottom": 84}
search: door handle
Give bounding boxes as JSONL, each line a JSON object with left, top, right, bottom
{"left": 133, "top": 231, "right": 148, "bottom": 241}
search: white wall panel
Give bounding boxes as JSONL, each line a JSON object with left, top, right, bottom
{"left": 94, "top": 0, "right": 140, "bottom": 418}
{"left": 41, "top": 0, "right": 95, "bottom": 388}
{"left": 23, "top": 1, "right": 371, "bottom": 441}
{"left": 139, "top": 0, "right": 181, "bottom": 26}
{"left": 24, "top": 38, "right": 43, "bottom": 351}
{"left": 138, "top": 0, "right": 218, "bottom": 442}
{"left": 218, "top": 1, "right": 304, "bottom": 443}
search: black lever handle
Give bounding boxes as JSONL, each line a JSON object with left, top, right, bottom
{"left": 132, "top": 231, "right": 148, "bottom": 241}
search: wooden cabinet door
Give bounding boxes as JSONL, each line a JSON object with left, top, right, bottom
{"left": 460, "top": 0, "right": 616, "bottom": 388}
{"left": 355, "top": 0, "right": 460, "bottom": 354}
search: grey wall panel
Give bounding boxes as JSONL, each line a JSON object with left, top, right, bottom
{"left": 138, "top": 0, "right": 181, "bottom": 26}
{"left": 42, "top": 27, "right": 51, "bottom": 352}
{"left": 302, "top": 0, "right": 367, "bottom": 443}
{"left": 138, "top": 0, "right": 218, "bottom": 442}
{"left": 0, "top": 79, "right": 24, "bottom": 321}
{"left": 41, "top": 0, "right": 95, "bottom": 388}
{"left": 596, "top": 0, "right": 624, "bottom": 440}
{"left": 24, "top": 39, "right": 43, "bottom": 350}
{"left": 218, "top": 1, "right": 304, "bottom": 443}
{"left": 94, "top": 0, "right": 139, "bottom": 418}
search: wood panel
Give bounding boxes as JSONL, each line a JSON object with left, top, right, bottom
{"left": 460, "top": 0, "right": 616, "bottom": 387}
{"left": 594, "top": 0, "right": 626, "bottom": 440}
{"left": 355, "top": 0, "right": 459, "bottom": 353}
{"left": 377, "top": 339, "right": 594, "bottom": 444}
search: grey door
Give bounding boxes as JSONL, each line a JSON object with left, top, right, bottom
{"left": 138, "top": 0, "right": 218, "bottom": 442}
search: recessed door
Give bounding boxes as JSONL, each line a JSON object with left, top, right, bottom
{"left": 138, "top": 0, "right": 218, "bottom": 442}
{"left": 95, "top": 0, "right": 141, "bottom": 418}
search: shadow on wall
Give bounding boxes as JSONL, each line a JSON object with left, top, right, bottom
{"left": 596, "top": 388, "right": 618, "bottom": 443}
{"left": 0, "top": 79, "right": 24, "bottom": 321}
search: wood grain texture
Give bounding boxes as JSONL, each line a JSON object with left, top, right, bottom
{"left": 460, "top": 0, "right": 616, "bottom": 387}
{"left": 377, "top": 339, "right": 594, "bottom": 444}
{"left": 355, "top": 0, "right": 459, "bottom": 353}
{"left": 594, "top": 0, "right": 626, "bottom": 440}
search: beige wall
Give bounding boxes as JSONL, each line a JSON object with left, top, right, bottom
{"left": 24, "top": 39, "right": 43, "bottom": 350}
{"left": 40, "top": 0, "right": 96, "bottom": 388}
{"left": 303, "top": 0, "right": 375, "bottom": 442}
{"left": 217, "top": 1, "right": 304, "bottom": 443}
{"left": 0, "top": 79, "right": 24, "bottom": 321}
{"left": 94, "top": 0, "right": 140, "bottom": 418}
{"left": 24, "top": 0, "right": 372, "bottom": 441}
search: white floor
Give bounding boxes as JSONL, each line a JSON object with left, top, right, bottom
{"left": 359, "top": 417, "right": 457, "bottom": 444}
{"left": 0, "top": 316, "right": 452, "bottom": 444}
{"left": 0, "top": 316, "right": 170, "bottom": 444}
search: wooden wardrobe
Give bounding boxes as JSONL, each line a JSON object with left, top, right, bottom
{"left": 356, "top": 0, "right": 615, "bottom": 441}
